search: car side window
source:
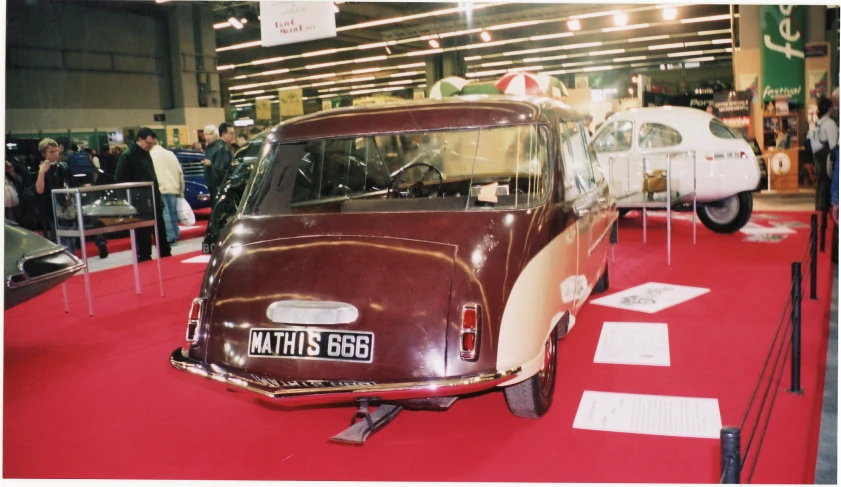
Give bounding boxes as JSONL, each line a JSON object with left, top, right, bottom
{"left": 638, "top": 122, "right": 683, "bottom": 149}
{"left": 709, "top": 119, "right": 739, "bottom": 139}
{"left": 560, "top": 120, "right": 595, "bottom": 199}
{"left": 592, "top": 120, "right": 634, "bottom": 152}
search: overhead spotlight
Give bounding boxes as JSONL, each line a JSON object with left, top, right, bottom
{"left": 631, "top": 75, "right": 638, "bottom": 83}
{"left": 228, "top": 16, "right": 244, "bottom": 29}
{"left": 429, "top": 38, "right": 440, "bottom": 48}
{"left": 628, "top": 87, "right": 634, "bottom": 95}
{"left": 480, "top": 30, "right": 492, "bottom": 42}
{"left": 613, "top": 13, "right": 628, "bottom": 26}
{"left": 662, "top": 7, "right": 677, "bottom": 21}
{"left": 567, "top": 19, "right": 581, "bottom": 31}
{"left": 385, "top": 46, "right": 392, "bottom": 54}
{"left": 241, "top": 18, "right": 248, "bottom": 24}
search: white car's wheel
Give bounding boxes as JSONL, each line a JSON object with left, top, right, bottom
{"left": 697, "top": 191, "right": 753, "bottom": 233}
{"left": 503, "top": 326, "right": 558, "bottom": 419}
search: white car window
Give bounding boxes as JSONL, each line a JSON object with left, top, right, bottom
{"left": 592, "top": 120, "right": 634, "bottom": 152}
{"left": 638, "top": 123, "right": 683, "bottom": 149}
{"left": 560, "top": 120, "right": 594, "bottom": 198}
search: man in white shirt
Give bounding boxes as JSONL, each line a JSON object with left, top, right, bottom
{"left": 150, "top": 144, "right": 186, "bottom": 246}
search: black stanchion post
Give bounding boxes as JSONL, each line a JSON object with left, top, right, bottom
{"left": 811, "top": 214, "right": 818, "bottom": 300}
{"left": 610, "top": 218, "right": 619, "bottom": 244}
{"left": 720, "top": 426, "right": 741, "bottom": 484}
{"left": 820, "top": 210, "right": 827, "bottom": 252}
{"left": 789, "top": 262, "right": 803, "bottom": 394}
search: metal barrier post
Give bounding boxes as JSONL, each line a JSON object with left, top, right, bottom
{"left": 720, "top": 427, "right": 741, "bottom": 484}
{"left": 820, "top": 210, "right": 827, "bottom": 252}
{"left": 810, "top": 214, "right": 818, "bottom": 300}
{"left": 789, "top": 262, "right": 803, "bottom": 394}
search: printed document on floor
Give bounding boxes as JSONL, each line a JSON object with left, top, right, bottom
{"left": 182, "top": 255, "right": 211, "bottom": 264}
{"left": 590, "top": 282, "right": 710, "bottom": 314}
{"left": 573, "top": 391, "right": 722, "bottom": 439}
{"left": 594, "top": 322, "right": 670, "bottom": 366}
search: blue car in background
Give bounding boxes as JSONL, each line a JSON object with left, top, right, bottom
{"left": 172, "top": 150, "right": 211, "bottom": 210}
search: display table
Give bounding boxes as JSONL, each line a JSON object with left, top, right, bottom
{"left": 51, "top": 182, "right": 165, "bottom": 316}
{"left": 608, "top": 151, "right": 698, "bottom": 265}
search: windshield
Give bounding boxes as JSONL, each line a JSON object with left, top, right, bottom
{"left": 242, "top": 124, "right": 551, "bottom": 216}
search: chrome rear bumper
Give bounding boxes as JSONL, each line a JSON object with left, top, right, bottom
{"left": 170, "top": 348, "right": 521, "bottom": 407}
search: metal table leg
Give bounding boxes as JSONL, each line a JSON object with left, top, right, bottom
{"left": 130, "top": 229, "right": 141, "bottom": 295}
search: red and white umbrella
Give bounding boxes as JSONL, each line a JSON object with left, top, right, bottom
{"left": 495, "top": 71, "right": 568, "bottom": 99}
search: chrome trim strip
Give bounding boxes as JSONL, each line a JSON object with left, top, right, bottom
{"left": 170, "top": 348, "right": 521, "bottom": 406}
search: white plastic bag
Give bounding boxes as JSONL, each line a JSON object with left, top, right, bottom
{"left": 176, "top": 197, "right": 196, "bottom": 226}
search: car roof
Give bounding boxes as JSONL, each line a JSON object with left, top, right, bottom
{"left": 604, "top": 106, "right": 715, "bottom": 127}
{"left": 268, "top": 95, "right": 581, "bottom": 142}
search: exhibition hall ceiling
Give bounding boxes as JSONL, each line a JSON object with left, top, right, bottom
{"left": 209, "top": 2, "right": 735, "bottom": 106}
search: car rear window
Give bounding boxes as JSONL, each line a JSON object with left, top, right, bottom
{"left": 241, "top": 125, "right": 551, "bottom": 216}
{"left": 709, "top": 119, "right": 740, "bottom": 139}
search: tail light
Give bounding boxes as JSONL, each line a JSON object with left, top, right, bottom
{"left": 185, "top": 298, "right": 206, "bottom": 348}
{"left": 460, "top": 304, "right": 481, "bottom": 361}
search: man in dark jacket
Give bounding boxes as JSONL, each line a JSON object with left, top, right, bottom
{"left": 202, "top": 122, "right": 234, "bottom": 207}
{"left": 115, "top": 128, "right": 172, "bottom": 262}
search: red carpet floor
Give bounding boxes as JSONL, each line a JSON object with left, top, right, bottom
{"left": 3, "top": 210, "right": 834, "bottom": 482}
{"left": 77, "top": 207, "right": 210, "bottom": 257}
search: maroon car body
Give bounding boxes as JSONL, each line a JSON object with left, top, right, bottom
{"left": 171, "top": 96, "right": 616, "bottom": 419}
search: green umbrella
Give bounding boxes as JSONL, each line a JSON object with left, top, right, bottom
{"left": 460, "top": 82, "right": 503, "bottom": 96}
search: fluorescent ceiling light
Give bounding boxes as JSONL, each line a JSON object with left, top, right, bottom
{"left": 255, "top": 95, "right": 275, "bottom": 100}
{"left": 681, "top": 14, "right": 730, "bottom": 24}
{"left": 683, "top": 62, "right": 701, "bottom": 68}
{"left": 408, "top": 48, "right": 443, "bottom": 56}
{"left": 218, "top": 65, "right": 235, "bottom": 71}
{"left": 358, "top": 42, "right": 389, "bottom": 49}
{"left": 567, "top": 19, "right": 581, "bottom": 31}
{"left": 350, "top": 84, "right": 377, "bottom": 90}
{"left": 251, "top": 57, "right": 284, "bottom": 66}
{"left": 509, "top": 65, "right": 543, "bottom": 72}
{"left": 336, "top": 76, "right": 375, "bottom": 84}
{"left": 583, "top": 66, "right": 613, "bottom": 72}
{"left": 278, "top": 86, "right": 301, "bottom": 91}
{"left": 541, "top": 69, "right": 567, "bottom": 76}
{"left": 464, "top": 55, "right": 482, "bottom": 61}
{"left": 242, "top": 90, "right": 265, "bottom": 95}
{"left": 440, "top": 28, "right": 483, "bottom": 38}
{"left": 649, "top": 43, "right": 685, "bottom": 50}
{"left": 712, "top": 39, "right": 732, "bottom": 44}
{"left": 429, "top": 39, "right": 440, "bottom": 48}
{"left": 629, "top": 35, "right": 670, "bottom": 42}
{"left": 391, "top": 71, "right": 419, "bottom": 77}
{"left": 698, "top": 29, "right": 731, "bottom": 36}
{"left": 256, "top": 68, "right": 290, "bottom": 77}
{"left": 466, "top": 69, "right": 507, "bottom": 78}
{"left": 662, "top": 7, "right": 678, "bottom": 20}
{"left": 685, "top": 56, "right": 715, "bottom": 62}
{"left": 234, "top": 75, "right": 247, "bottom": 80}
{"left": 480, "top": 30, "right": 492, "bottom": 42}
{"left": 214, "top": 22, "right": 230, "bottom": 29}
{"left": 603, "top": 23, "right": 648, "bottom": 32}
{"left": 216, "top": 40, "right": 261, "bottom": 52}
{"left": 571, "top": 10, "right": 618, "bottom": 20}
{"left": 530, "top": 32, "right": 574, "bottom": 41}
{"left": 303, "top": 49, "right": 338, "bottom": 57}
{"left": 589, "top": 49, "right": 625, "bottom": 56}
{"left": 352, "top": 67, "right": 381, "bottom": 74}
{"left": 684, "top": 40, "right": 712, "bottom": 47}
{"left": 355, "top": 55, "right": 387, "bottom": 63}
{"left": 388, "top": 79, "right": 414, "bottom": 85}
{"left": 397, "top": 62, "right": 425, "bottom": 69}
{"left": 563, "top": 42, "right": 603, "bottom": 50}
{"left": 481, "top": 60, "right": 514, "bottom": 67}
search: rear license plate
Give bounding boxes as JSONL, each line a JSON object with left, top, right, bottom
{"left": 248, "top": 328, "right": 374, "bottom": 363}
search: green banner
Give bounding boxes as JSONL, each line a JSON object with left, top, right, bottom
{"left": 760, "top": 5, "right": 805, "bottom": 104}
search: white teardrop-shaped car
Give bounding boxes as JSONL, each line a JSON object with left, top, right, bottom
{"left": 591, "top": 107, "right": 761, "bottom": 233}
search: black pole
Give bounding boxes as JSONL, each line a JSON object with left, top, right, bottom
{"left": 610, "top": 218, "right": 619, "bottom": 244}
{"left": 820, "top": 210, "right": 828, "bottom": 252}
{"left": 720, "top": 426, "right": 742, "bottom": 484}
{"left": 811, "top": 214, "right": 818, "bottom": 300}
{"left": 789, "top": 262, "right": 803, "bottom": 394}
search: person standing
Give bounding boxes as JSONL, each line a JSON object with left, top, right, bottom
{"left": 808, "top": 97, "right": 839, "bottom": 214}
{"left": 115, "top": 128, "right": 172, "bottom": 262}
{"left": 202, "top": 122, "right": 234, "bottom": 207}
{"left": 33, "top": 138, "right": 80, "bottom": 254}
{"left": 150, "top": 144, "right": 185, "bottom": 247}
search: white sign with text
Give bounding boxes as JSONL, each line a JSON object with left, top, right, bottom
{"left": 590, "top": 282, "right": 710, "bottom": 314}
{"left": 261, "top": 1, "right": 336, "bottom": 47}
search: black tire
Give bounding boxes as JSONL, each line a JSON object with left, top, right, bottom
{"left": 592, "top": 263, "right": 609, "bottom": 294}
{"left": 696, "top": 191, "right": 753, "bottom": 234}
{"left": 503, "top": 326, "right": 558, "bottom": 419}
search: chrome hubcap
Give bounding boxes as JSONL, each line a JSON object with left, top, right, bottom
{"left": 704, "top": 195, "right": 740, "bottom": 224}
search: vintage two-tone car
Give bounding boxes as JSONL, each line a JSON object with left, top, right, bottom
{"left": 5, "top": 220, "right": 84, "bottom": 309}
{"left": 171, "top": 96, "right": 616, "bottom": 435}
{"left": 592, "top": 106, "right": 761, "bottom": 233}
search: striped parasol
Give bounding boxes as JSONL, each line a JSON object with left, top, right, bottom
{"left": 427, "top": 76, "right": 469, "bottom": 99}
{"left": 496, "top": 71, "right": 569, "bottom": 99}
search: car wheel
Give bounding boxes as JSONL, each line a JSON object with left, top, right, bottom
{"left": 592, "top": 264, "right": 609, "bottom": 294}
{"left": 696, "top": 191, "right": 753, "bottom": 233}
{"left": 503, "top": 326, "right": 558, "bottom": 419}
